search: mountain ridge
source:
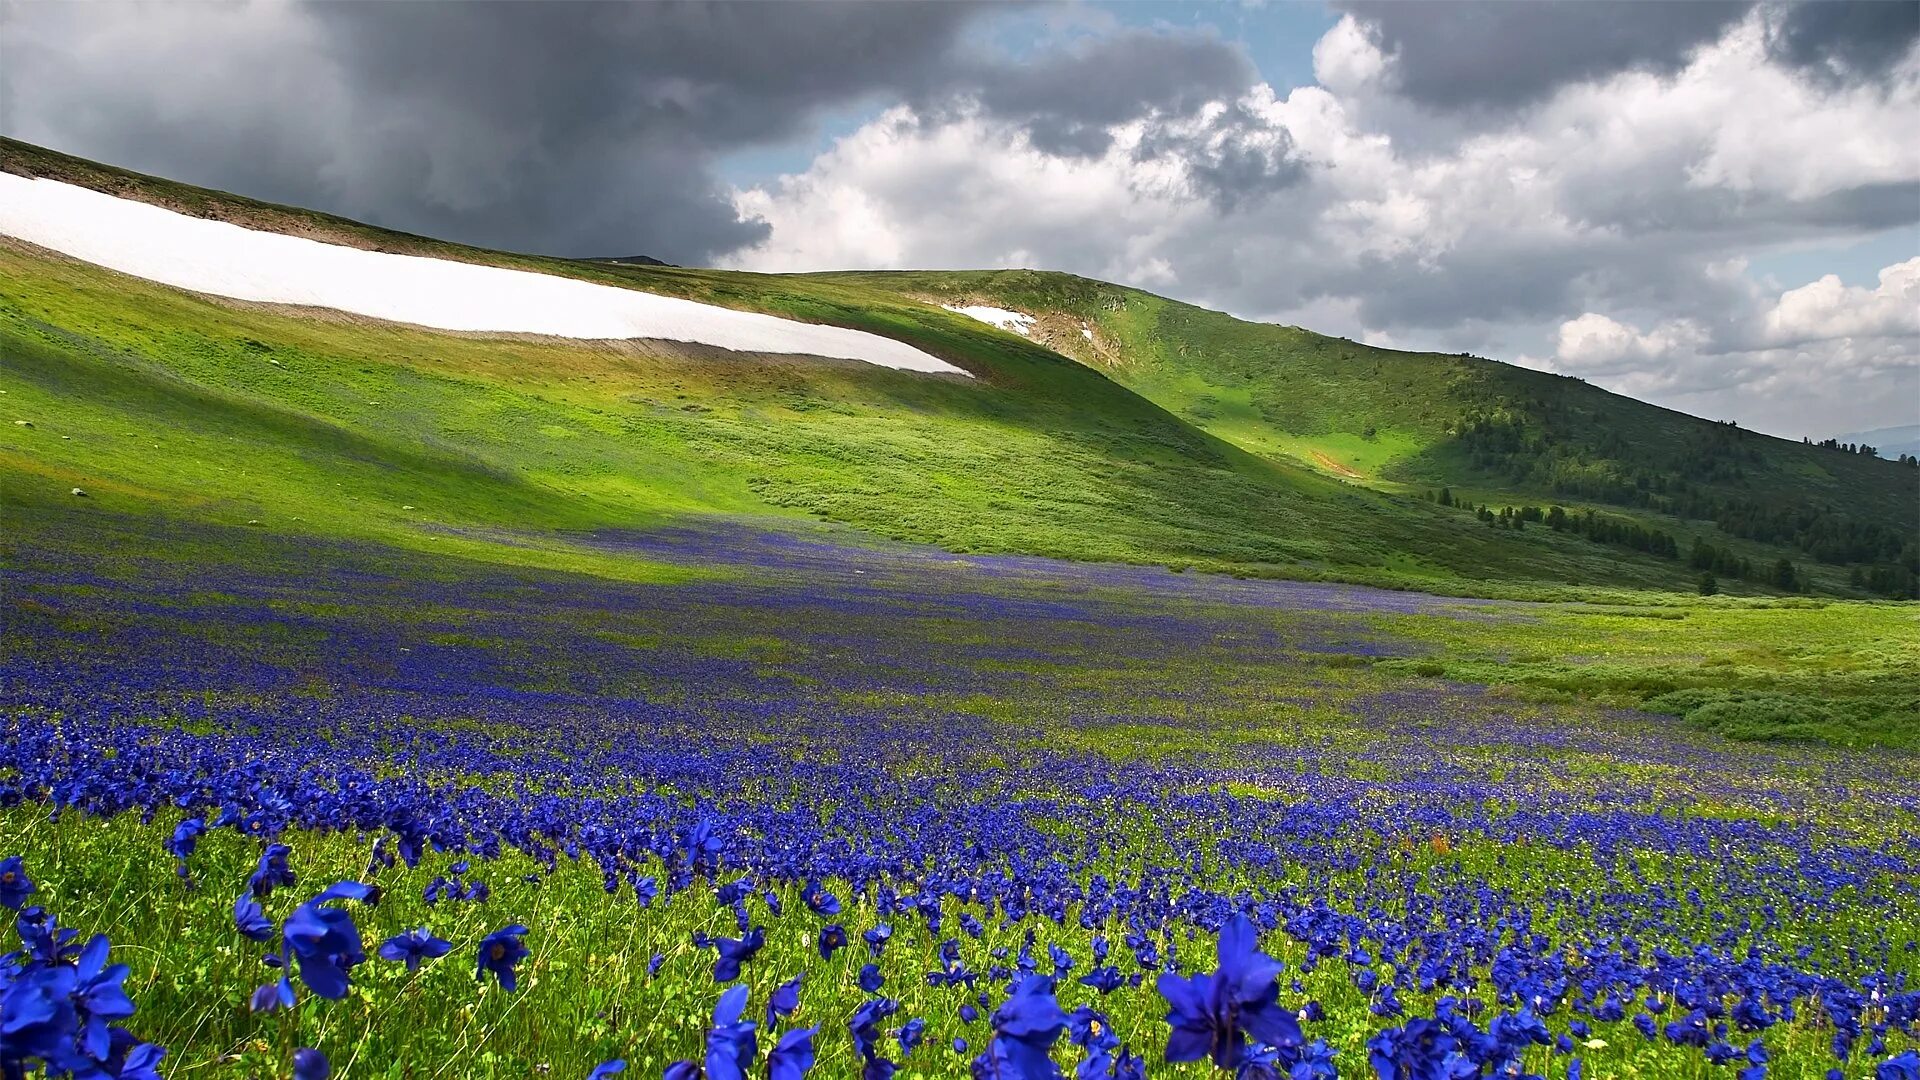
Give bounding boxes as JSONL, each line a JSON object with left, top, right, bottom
{"left": 2, "top": 136, "right": 1913, "bottom": 598}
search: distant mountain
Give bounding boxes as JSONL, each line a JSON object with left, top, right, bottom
{"left": 1828, "top": 425, "right": 1920, "bottom": 461}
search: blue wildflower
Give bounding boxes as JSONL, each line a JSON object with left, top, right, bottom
{"left": 293, "top": 1047, "right": 330, "bottom": 1080}
{"left": 1156, "top": 914, "right": 1301, "bottom": 1068}
{"left": 233, "top": 893, "right": 275, "bottom": 943}
{"left": 167, "top": 819, "right": 206, "bottom": 879}
{"left": 976, "top": 974, "right": 1068, "bottom": 1080}
{"left": 247, "top": 843, "right": 296, "bottom": 898}
{"left": 282, "top": 881, "right": 373, "bottom": 1000}
{"left": 705, "top": 983, "right": 759, "bottom": 1080}
{"left": 766, "top": 973, "right": 803, "bottom": 1029}
{"left": 708, "top": 926, "right": 765, "bottom": 982}
{"left": 769, "top": 1026, "right": 818, "bottom": 1080}
{"left": 477, "top": 924, "right": 531, "bottom": 990}
{"left": 0, "top": 856, "right": 35, "bottom": 910}
{"left": 377, "top": 927, "right": 452, "bottom": 972}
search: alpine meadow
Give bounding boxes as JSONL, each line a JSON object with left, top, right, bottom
{"left": 0, "top": 6, "right": 1917, "bottom": 1079}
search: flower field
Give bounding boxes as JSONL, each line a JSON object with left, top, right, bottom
{"left": 3, "top": 513, "right": 1916, "bottom": 1078}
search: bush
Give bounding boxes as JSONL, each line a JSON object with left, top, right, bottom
{"left": 1642, "top": 688, "right": 1915, "bottom": 746}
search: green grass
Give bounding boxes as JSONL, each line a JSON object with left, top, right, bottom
{"left": 2, "top": 227, "right": 1788, "bottom": 601}
{"left": 12, "top": 135, "right": 1914, "bottom": 601}
{"left": 1365, "top": 596, "right": 1920, "bottom": 747}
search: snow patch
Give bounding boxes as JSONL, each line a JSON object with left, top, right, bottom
{"left": 944, "top": 304, "right": 1034, "bottom": 337}
{"left": 0, "top": 174, "right": 968, "bottom": 376}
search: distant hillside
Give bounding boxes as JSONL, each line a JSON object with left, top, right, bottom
{"left": 822, "top": 270, "right": 1920, "bottom": 598}
{"left": 2, "top": 136, "right": 1911, "bottom": 599}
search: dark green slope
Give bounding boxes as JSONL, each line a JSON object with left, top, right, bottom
{"left": 821, "top": 269, "right": 1920, "bottom": 598}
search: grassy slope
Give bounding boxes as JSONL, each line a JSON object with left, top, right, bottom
{"left": 0, "top": 137, "right": 1783, "bottom": 598}
{"left": 819, "top": 269, "right": 1920, "bottom": 596}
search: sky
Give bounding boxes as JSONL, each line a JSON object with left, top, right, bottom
{"left": 2, "top": 1, "right": 1916, "bottom": 439}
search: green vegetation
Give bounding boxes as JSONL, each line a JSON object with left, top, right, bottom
{"left": 821, "top": 269, "right": 1920, "bottom": 599}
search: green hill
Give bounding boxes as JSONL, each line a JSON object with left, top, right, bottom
{"left": 821, "top": 269, "right": 1920, "bottom": 599}
{"left": 1, "top": 137, "right": 1911, "bottom": 599}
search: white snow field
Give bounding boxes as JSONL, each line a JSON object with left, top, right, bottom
{"left": 943, "top": 304, "right": 1034, "bottom": 337}
{"left": 0, "top": 174, "right": 968, "bottom": 376}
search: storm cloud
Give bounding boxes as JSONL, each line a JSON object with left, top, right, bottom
{"left": 1, "top": 0, "right": 1258, "bottom": 262}
{"left": 1333, "top": 0, "right": 1752, "bottom": 109}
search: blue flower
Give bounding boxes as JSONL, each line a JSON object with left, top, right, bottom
{"left": 769, "top": 1026, "right": 818, "bottom": 1080}
{"left": 1880, "top": 1050, "right": 1920, "bottom": 1080}
{"left": 477, "top": 924, "right": 531, "bottom": 990}
{"left": 377, "top": 927, "right": 452, "bottom": 972}
{"left": 247, "top": 843, "right": 296, "bottom": 898}
{"left": 819, "top": 924, "right": 847, "bottom": 959}
{"left": 859, "top": 964, "right": 886, "bottom": 993}
{"left": 705, "top": 983, "right": 758, "bottom": 1080}
{"left": 0, "top": 856, "right": 35, "bottom": 910}
{"left": 850, "top": 996, "right": 901, "bottom": 1066}
{"left": 233, "top": 893, "right": 275, "bottom": 943}
{"left": 766, "top": 973, "right": 804, "bottom": 1028}
{"left": 71, "top": 933, "right": 137, "bottom": 1061}
{"left": 802, "top": 881, "right": 841, "bottom": 916}
{"left": 977, "top": 974, "right": 1067, "bottom": 1080}
{"left": 710, "top": 927, "right": 765, "bottom": 982}
{"left": 293, "top": 1047, "right": 331, "bottom": 1080}
{"left": 118, "top": 1042, "right": 168, "bottom": 1080}
{"left": 281, "top": 882, "right": 373, "bottom": 1000}
{"left": 897, "top": 1017, "right": 926, "bottom": 1056}
{"left": 167, "top": 819, "right": 206, "bottom": 879}
{"left": 1155, "top": 915, "right": 1300, "bottom": 1068}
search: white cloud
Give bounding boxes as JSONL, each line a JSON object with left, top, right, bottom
{"left": 724, "top": 8, "right": 1918, "bottom": 435}
{"left": 1537, "top": 256, "right": 1920, "bottom": 433}
{"left": 1310, "top": 15, "right": 1388, "bottom": 96}
{"left": 1551, "top": 313, "right": 1709, "bottom": 377}
{"left": 1761, "top": 257, "right": 1920, "bottom": 346}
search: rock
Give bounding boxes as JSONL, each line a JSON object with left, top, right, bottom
{"left": 71, "top": 487, "right": 87, "bottom": 497}
{"left": 268, "top": 358, "right": 284, "bottom": 367}
{"left": 13, "top": 420, "right": 30, "bottom": 427}
{"left": 246, "top": 519, "right": 264, "bottom": 526}
{"left": 401, "top": 504, "right": 416, "bottom": 510}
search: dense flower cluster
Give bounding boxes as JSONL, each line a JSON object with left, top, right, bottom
{"left": 0, "top": 860, "right": 164, "bottom": 1078}
{"left": 4, "top": 519, "right": 1917, "bottom": 1076}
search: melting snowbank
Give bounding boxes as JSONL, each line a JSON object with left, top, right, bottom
{"left": 944, "top": 304, "right": 1034, "bottom": 337}
{"left": 0, "top": 174, "right": 968, "bottom": 376}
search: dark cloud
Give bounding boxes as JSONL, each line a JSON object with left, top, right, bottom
{"left": 2, "top": 2, "right": 1270, "bottom": 264}
{"left": 1133, "top": 102, "right": 1304, "bottom": 212}
{"left": 1336, "top": 1, "right": 1751, "bottom": 109}
{"left": 960, "top": 29, "right": 1259, "bottom": 157}
{"left": 1766, "top": 0, "right": 1920, "bottom": 83}
{"left": 4, "top": 2, "right": 991, "bottom": 262}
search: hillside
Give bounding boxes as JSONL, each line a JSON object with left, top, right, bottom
{"left": 0, "top": 137, "right": 1909, "bottom": 599}
{"left": 822, "top": 269, "right": 1920, "bottom": 598}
